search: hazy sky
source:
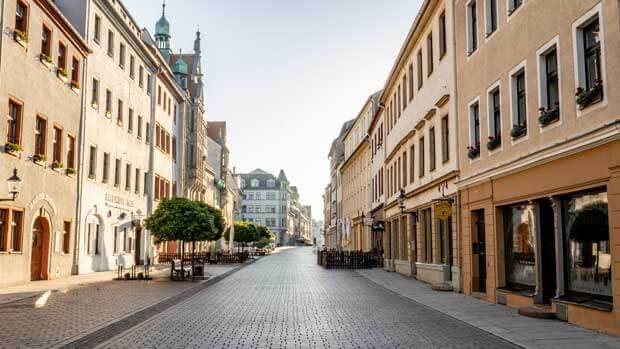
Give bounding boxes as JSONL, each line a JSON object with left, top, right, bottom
{"left": 124, "top": 0, "right": 422, "bottom": 220}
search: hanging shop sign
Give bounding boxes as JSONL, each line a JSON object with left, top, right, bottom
{"left": 434, "top": 201, "right": 452, "bottom": 220}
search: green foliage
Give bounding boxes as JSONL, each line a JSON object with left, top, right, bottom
{"left": 145, "top": 197, "right": 214, "bottom": 243}
{"left": 256, "top": 225, "right": 275, "bottom": 241}
{"left": 224, "top": 221, "right": 258, "bottom": 244}
{"left": 195, "top": 202, "right": 225, "bottom": 241}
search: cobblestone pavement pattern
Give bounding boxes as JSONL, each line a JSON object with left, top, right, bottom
{"left": 100, "top": 247, "right": 519, "bottom": 349}
{"left": 0, "top": 265, "right": 237, "bottom": 348}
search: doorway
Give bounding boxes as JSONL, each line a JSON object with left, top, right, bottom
{"left": 539, "top": 200, "right": 557, "bottom": 304}
{"left": 472, "top": 209, "right": 486, "bottom": 293}
{"left": 31, "top": 216, "right": 50, "bottom": 281}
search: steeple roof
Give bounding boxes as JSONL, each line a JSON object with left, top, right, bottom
{"left": 155, "top": 2, "right": 170, "bottom": 37}
{"left": 172, "top": 51, "right": 188, "bottom": 75}
{"left": 278, "top": 170, "right": 288, "bottom": 182}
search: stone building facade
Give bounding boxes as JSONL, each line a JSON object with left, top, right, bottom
{"left": 0, "top": 0, "right": 89, "bottom": 286}
{"left": 455, "top": 0, "right": 620, "bottom": 334}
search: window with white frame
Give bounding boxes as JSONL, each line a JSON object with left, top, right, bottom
{"left": 538, "top": 42, "right": 560, "bottom": 119}
{"left": 469, "top": 101, "right": 481, "bottom": 148}
{"left": 488, "top": 86, "right": 502, "bottom": 141}
{"left": 509, "top": 64, "right": 528, "bottom": 137}
{"left": 507, "top": 0, "right": 523, "bottom": 15}
{"left": 574, "top": 10, "right": 604, "bottom": 109}
{"left": 467, "top": 0, "right": 478, "bottom": 54}
{"left": 485, "top": 0, "right": 498, "bottom": 36}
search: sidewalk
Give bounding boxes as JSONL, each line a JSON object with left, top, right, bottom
{"left": 358, "top": 269, "right": 620, "bottom": 349}
{"left": 0, "top": 263, "right": 242, "bottom": 349}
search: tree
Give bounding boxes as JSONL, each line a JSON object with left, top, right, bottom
{"left": 195, "top": 202, "right": 225, "bottom": 241}
{"left": 255, "top": 225, "right": 276, "bottom": 249}
{"left": 146, "top": 198, "right": 214, "bottom": 279}
{"left": 225, "top": 221, "right": 258, "bottom": 251}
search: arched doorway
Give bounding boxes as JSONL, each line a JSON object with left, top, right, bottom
{"left": 31, "top": 216, "right": 50, "bottom": 281}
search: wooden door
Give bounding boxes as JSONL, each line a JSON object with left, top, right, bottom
{"left": 30, "top": 217, "right": 49, "bottom": 281}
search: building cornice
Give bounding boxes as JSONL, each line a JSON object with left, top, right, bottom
{"left": 36, "top": 0, "right": 91, "bottom": 56}
{"left": 341, "top": 136, "right": 369, "bottom": 170}
{"left": 456, "top": 120, "right": 620, "bottom": 189}
{"left": 385, "top": 129, "right": 416, "bottom": 163}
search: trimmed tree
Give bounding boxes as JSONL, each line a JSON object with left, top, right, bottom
{"left": 145, "top": 197, "right": 214, "bottom": 279}
{"left": 255, "top": 225, "right": 276, "bottom": 249}
{"left": 225, "top": 221, "right": 258, "bottom": 252}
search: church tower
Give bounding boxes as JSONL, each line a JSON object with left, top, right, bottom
{"left": 154, "top": 2, "right": 172, "bottom": 62}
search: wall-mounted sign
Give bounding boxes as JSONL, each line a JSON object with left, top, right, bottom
{"left": 105, "top": 194, "right": 134, "bottom": 211}
{"left": 371, "top": 221, "right": 385, "bottom": 232}
{"left": 363, "top": 217, "right": 374, "bottom": 226}
{"left": 435, "top": 201, "right": 452, "bottom": 220}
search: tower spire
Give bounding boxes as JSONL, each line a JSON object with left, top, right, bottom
{"left": 162, "top": 0, "right": 166, "bottom": 16}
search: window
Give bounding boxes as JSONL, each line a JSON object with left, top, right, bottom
{"left": 543, "top": 48, "right": 559, "bottom": 110}
{"left": 139, "top": 66, "right": 144, "bottom": 87}
{"left": 417, "top": 50, "right": 423, "bottom": 89}
{"left": 107, "top": 30, "right": 114, "bottom": 57}
{"left": 582, "top": 18, "right": 602, "bottom": 96}
{"left": 137, "top": 116, "right": 143, "bottom": 139}
{"left": 128, "top": 108, "right": 134, "bottom": 133}
{"left": 157, "top": 86, "right": 161, "bottom": 105}
{"left": 421, "top": 208, "right": 432, "bottom": 263}
{"left": 7, "top": 99, "right": 23, "bottom": 145}
{"left": 122, "top": 228, "right": 127, "bottom": 252}
{"left": 41, "top": 25, "right": 51, "bottom": 59}
{"left": 486, "top": 0, "right": 498, "bottom": 35}
{"left": 129, "top": 55, "right": 135, "bottom": 78}
{"left": 251, "top": 179, "right": 259, "bottom": 187}
{"left": 119, "top": 43, "right": 125, "bottom": 68}
{"left": 467, "top": 1, "right": 478, "bottom": 54}
{"left": 135, "top": 168, "right": 140, "bottom": 194}
{"left": 172, "top": 136, "right": 176, "bottom": 161}
{"left": 409, "top": 145, "right": 415, "bottom": 183}
{"left": 8, "top": 210, "right": 23, "bottom": 251}
{"left": 62, "top": 221, "right": 71, "bottom": 254}
{"left": 147, "top": 74, "right": 152, "bottom": 95}
{"left": 34, "top": 116, "right": 47, "bottom": 157}
{"left": 439, "top": 11, "right": 447, "bottom": 58}
{"left": 427, "top": 32, "right": 434, "bottom": 76}
{"left": 102, "top": 152, "right": 110, "bottom": 183}
{"left": 470, "top": 102, "right": 481, "bottom": 148}
{"left": 67, "top": 135, "right": 75, "bottom": 170}
{"left": 145, "top": 122, "right": 150, "bottom": 143}
{"left": 408, "top": 64, "right": 414, "bottom": 101}
{"left": 508, "top": 0, "right": 523, "bottom": 15}
{"left": 91, "top": 78, "right": 100, "bottom": 107}
{"left": 0, "top": 209, "right": 8, "bottom": 251}
{"left": 429, "top": 127, "right": 436, "bottom": 171}
{"left": 113, "top": 227, "right": 118, "bottom": 254}
{"left": 71, "top": 57, "right": 80, "bottom": 86}
{"left": 105, "top": 89, "right": 112, "bottom": 116}
{"left": 402, "top": 151, "right": 407, "bottom": 187}
{"left": 15, "top": 1, "right": 28, "bottom": 36}
{"left": 503, "top": 203, "right": 536, "bottom": 290}
{"left": 88, "top": 146, "right": 97, "bottom": 179}
{"left": 512, "top": 69, "right": 527, "bottom": 128}
{"left": 117, "top": 99, "right": 123, "bottom": 126}
{"left": 125, "top": 164, "right": 131, "bottom": 191}
{"left": 144, "top": 172, "right": 148, "bottom": 195}
{"left": 563, "top": 189, "right": 610, "bottom": 299}
{"left": 402, "top": 76, "right": 407, "bottom": 110}
{"left": 93, "top": 15, "right": 101, "bottom": 43}
{"left": 418, "top": 137, "right": 425, "bottom": 177}
{"left": 114, "top": 158, "right": 121, "bottom": 187}
{"left": 58, "top": 42, "right": 67, "bottom": 72}
{"left": 489, "top": 88, "right": 501, "bottom": 140}
{"left": 441, "top": 115, "right": 449, "bottom": 162}
{"left": 52, "top": 126, "right": 62, "bottom": 164}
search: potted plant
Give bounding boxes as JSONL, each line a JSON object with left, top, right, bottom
{"left": 538, "top": 103, "right": 560, "bottom": 126}
{"left": 40, "top": 53, "right": 52, "bottom": 65}
{"left": 511, "top": 123, "right": 527, "bottom": 139}
{"left": 486, "top": 135, "right": 501, "bottom": 151}
{"left": 33, "top": 153, "right": 47, "bottom": 163}
{"left": 57, "top": 67, "right": 68, "bottom": 81}
{"left": 52, "top": 160, "right": 64, "bottom": 170}
{"left": 13, "top": 29, "right": 28, "bottom": 45}
{"left": 66, "top": 167, "right": 77, "bottom": 176}
{"left": 105, "top": 110, "right": 112, "bottom": 118}
{"left": 576, "top": 79, "right": 603, "bottom": 110}
{"left": 5, "top": 142, "right": 22, "bottom": 154}
{"left": 70, "top": 81, "right": 80, "bottom": 90}
{"left": 467, "top": 143, "right": 480, "bottom": 159}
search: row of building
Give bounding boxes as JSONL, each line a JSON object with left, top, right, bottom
{"left": 323, "top": 0, "right": 620, "bottom": 335}
{"left": 0, "top": 0, "right": 246, "bottom": 287}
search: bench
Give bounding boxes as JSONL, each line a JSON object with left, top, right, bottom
{"left": 171, "top": 259, "right": 192, "bottom": 280}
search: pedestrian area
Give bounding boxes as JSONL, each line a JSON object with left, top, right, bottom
{"left": 0, "top": 263, "right": 240, "bottom": 348}
{"left": 358, "top": 269, "right": 620, "bottom": 348}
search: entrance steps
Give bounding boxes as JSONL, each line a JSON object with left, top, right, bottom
{"left": 517, "top": 305, "right": 556, "bottom": 319}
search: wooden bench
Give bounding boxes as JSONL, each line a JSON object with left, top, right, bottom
{"left": 171, "top": 259, "right": 192, "bottom": 280}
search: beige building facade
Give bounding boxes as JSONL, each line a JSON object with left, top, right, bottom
{"left": 455, "top": 0, "right": 620, "bottom": 335}
{"left": 381, "top": 0, "right": 460, "bottom": 290}
{"left": 0, "top": 0, "right": 89, "bottom": 286}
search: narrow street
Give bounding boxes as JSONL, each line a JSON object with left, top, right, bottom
{"left": 95, "top": 247, "right": 516, "bottom": 348}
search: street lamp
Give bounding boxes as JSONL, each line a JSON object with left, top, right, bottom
{"left": 398, "top": 189, "right": 406, "bottom": 214}
{"left": 0, "top": 169, "right": 22, "bottom": 202}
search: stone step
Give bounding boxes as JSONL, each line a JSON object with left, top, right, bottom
{"left": 518, "top": 306, "right": 556, "bottom": 319}
{"left": 431, "top": 282, "right": 454, "bottom": 292}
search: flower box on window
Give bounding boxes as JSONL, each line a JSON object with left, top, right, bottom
{"left": 467, "top": 143, "right": 480, "bottom": 159}
{"left": 105, "top": 110, "right": 112, "bottom": 118}
{"left": 487, "top": 135, "right": 501, "bottom": 151}
{"left": 70, "top": 81, "right": 80, "bottom": 91}
{"left": 576, "top": 80, "right": 603, "bottom": 110}
{"left": 33, "top": 153, "right": 47, "bottom": 163}
{"left": 40, "top": 53, "right": 52, "bottom": 66}
{"left": 13, "top": 29, "right": 28, "bottom": 46}
{"left": 66, "top": 167, "right": 77, "bottom": 176}
{"left": 52, "top": 160, "right": 64, "bottom": 170}
{"left": 5, "top": 142, "right": 22, "bottom": 154}
{"left": 510, "top": 123, "right": 527, "bottom": 139}
{"left": 57, "top": 68, "right": 68, "bottom": 82}
{"left": 538, "top": 105, "right": 560, "bottom": 127}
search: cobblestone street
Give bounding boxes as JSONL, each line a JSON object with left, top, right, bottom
{"left": 97, "top": 247, "right": 518, "bottom": 348}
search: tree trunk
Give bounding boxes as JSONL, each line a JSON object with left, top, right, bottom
{"left": 192, "top": 240, "right": 196, "bottom": 281}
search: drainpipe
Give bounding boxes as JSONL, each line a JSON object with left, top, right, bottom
{"left": 145, "top": 65, "right": 159, "bottom": 264}
{"left": 0, "top": 0, "right": 5, "bottom": 71}
{"left": 72, "top": 0, "right": 92, "bottom": 275}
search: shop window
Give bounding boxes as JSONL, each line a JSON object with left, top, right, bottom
{"left": 439, "top": 217, "right": 451, "bottom": 265}
{"left": 421, "top": 208, "right": 432, "bottom": 263}
{"left": 563, "top": 189, "right": 611, "bottom": 300}
{"left": 503, "top": 203, "right": 536, "bottom": 291}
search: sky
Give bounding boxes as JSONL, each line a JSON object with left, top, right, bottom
{"left": 124, "top": 0, "right": 423, "bottom": 220}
